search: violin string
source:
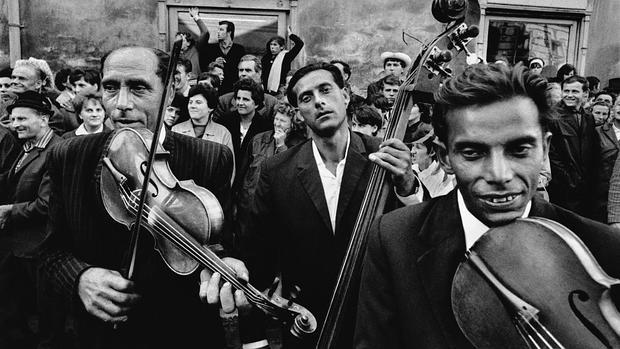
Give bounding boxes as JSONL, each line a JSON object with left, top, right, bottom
{"left": 514, "top": 319, "right": 538, "bottom": 349}
{"left": 516, "top": 312, "right": 559, "bottom": 349}
{"left": 119, "top": 187, "right": 287, "bottom": 316}
{"left": 527, "top": 315, "right": 565, "bottom": 349}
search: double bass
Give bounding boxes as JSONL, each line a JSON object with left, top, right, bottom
{"left": 316, "top": 0, "right": 482, "bottom": 347}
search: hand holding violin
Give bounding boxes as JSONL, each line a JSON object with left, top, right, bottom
{"left": 199, "top": 257, "right": 250, "bottom": 313}
{"left": 77, "top": 267, "right": 141, "bottom": 324}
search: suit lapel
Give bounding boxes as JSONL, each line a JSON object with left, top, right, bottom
{"left": 416, "top": 191, "right": 468, "bottom": 346}
{"left": 335, "top": 132, "right": 368, "bottom": 231}
{"left": 603, "top": 125, "right": 620, "bottom": 150}
{"left": 296, "top": 142, "right": 333, "bottom": 233}
{"left": 11, "top": 148, "right": 41, "bottom": 177}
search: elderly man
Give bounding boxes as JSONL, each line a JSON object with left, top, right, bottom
{"left": 0, "top": 91, "right": 62, "bottom": 348}
{"left": 214, "top": 55, "right": 277, "bottom": 122}
{"left": 240, "top": 62, "right": 420, "bottom": 348}
{"left": 38, "top": 46, "right": 248, "bottom": 349}
{"left": 355, "top": 63, "right": 620, "bottom": 348}
{"left": 366, "top": 51, "right": 411, "bottom": 105}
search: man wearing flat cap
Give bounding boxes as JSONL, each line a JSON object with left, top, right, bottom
{"left": 366, "top": 51, "right": 411, "bottom": 105}
{"left": 0, "top": 90, "right": 62, "bottom": 348}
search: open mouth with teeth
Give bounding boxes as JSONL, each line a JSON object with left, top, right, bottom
{"left": 481, "top": 194, "right": 520, "bottom": 205}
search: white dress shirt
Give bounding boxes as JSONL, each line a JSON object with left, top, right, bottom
{"left": 74, "top": 123, "right": 104, "bottom": 136}
{"left": 457, "top": 190, "right": 531, "bottom": 250}
{"left": 311, "top": 132, "right": 351, "bottom": 233}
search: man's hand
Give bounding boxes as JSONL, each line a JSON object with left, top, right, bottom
{"left": 56, "top": 93, "right": 74, "bottom": 111}
{"left": 273, "top": 129, "right": 287, "bottom": 147}
{"left": 189, "top": 7, "right": 199, "bottom": 20}
{"left": 199, "top": 257, "right": 249, "bottom": 314}
{"left": 368, "top": 138, "right": 418, "bottom": 196}
{"left": 77, "top": 267, "right": 141, "bottom": 324}
{"left": 215, "top": 57, "right": 227, "bottom": 66}
{"left": 287, "top": 25, "right": 294, "bottom": 37}
{"left": 0, "top": 204, "right": 12, "bottom": 230}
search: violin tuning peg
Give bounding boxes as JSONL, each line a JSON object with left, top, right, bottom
{"left": 287, "top": 285, "right": 301, "bottom": 307}
{"left": 268, "top": 277, "right": 280, "bottom": 298}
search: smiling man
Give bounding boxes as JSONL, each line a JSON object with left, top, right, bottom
{"left": 547, "top": 75, "right": 599, "bottom": 218}
{"left": 354, "top": 63, "right": 620, "bottom": 348}
{"left": 38, "top": 46, "right": 249, "bottom": 349}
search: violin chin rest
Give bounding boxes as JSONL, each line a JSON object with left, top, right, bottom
{"left": 611, "top": 284, "right": 620, "bottom": 309}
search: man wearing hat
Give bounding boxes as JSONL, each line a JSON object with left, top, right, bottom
{"left": 0, "top": 91, "right": 62, "bottom": 348}
{"left": 366, "top": 51, "right": 411, "bottom": 105}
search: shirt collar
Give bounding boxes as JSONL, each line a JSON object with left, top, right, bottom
{"left": 75, "top": 123, "right": 104, "bottom": 136}
{"left": 311, "top": 131, "right": 351, "bottom": 173}
{"left": 457, "top": 189, "right": 531, "bottom": 250}
{"left": 23, "top": 128, "right": 54, "bottom": 153}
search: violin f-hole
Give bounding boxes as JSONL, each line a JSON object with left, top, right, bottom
{"left": 140, "top": 161, "right": 159, "bottom": 197}
{"left": 568, "top": 290, "right": 612, "bottom": 348}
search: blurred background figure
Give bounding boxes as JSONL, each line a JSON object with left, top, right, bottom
{"left": 350, "top": 105, "right": 382, "bottom": 137}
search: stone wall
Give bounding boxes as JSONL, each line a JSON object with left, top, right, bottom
{"left": 585, "top": 0, "right": 620, "bottom": 89}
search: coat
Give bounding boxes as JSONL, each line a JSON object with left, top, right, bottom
{"left": 38, "top": 130, "right": 234, "bottom": 349}
{"left": 0, "top": 127, "right": 19, "bottom": 204}
{"left": 1, "top": 132, "right": 62, "bottom": 257}
{"left": 548, "top": 102, "right": 599, "bottom": 217}
{"left": 594, "top": 123, "right": 620, "bottom": 222}
{"left": 355, "top": 190, "right": 620, "bottom": 348}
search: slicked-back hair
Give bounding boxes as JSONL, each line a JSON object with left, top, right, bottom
{"left": 233, "top": 78, "right": 265, "bottom": 109}
{"left": 100, "top": 47, "right": 170, "bottom": 84}
{"left": 177, "top": 58, "right": 192, "bottom": 75}
{"left": 561, "top": 75, "right": 588, "bottom": 92}
{"left": 70, "top": 68, "right": 101, "bottom": 87}
{"left": 286, "top": 62, "right": 345, "bottom": 107}
{"left": 220, "top": 21, "right": 235, "bottom": 40}
{"left": 188, "top": 84, "right": 219, "bottom": 109}
{"left": 330, "top": 60, "right": 351, "bottom": 81}
{"left": 433, "top": 63, "right": 551, "bottom": 144}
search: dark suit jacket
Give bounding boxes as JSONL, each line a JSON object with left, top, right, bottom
{"left": 0, "top": 127, "right": 19, "bottom": 204}
{"left": 241, "top": 131, "right": 390, "bottom": 347}
{"left": 1, "top": 132, "right": 62, "bottom": 257}
{"left": 594, "top": 123, "right": 620, "bottom": 222}
{"left": 38, "top": 130, "right": 234, "bottom": 349}
{"left": 355, "top": 190, "right": 620, "bottom": 348}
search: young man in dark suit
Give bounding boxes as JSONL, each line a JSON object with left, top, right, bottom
{"left": 38, "top": 46, "right": 249, "bottom": 349}
{"left": 355, "top": 64, "right": 620, "bottom": 348}
{"left": 240, "top": 62, "right": 420, "bottom": 348}
{"left": 0, "top": 91, "right": 62, "bottom": 348}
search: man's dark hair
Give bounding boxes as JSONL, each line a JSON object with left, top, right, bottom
{"left": 70, "top": 68, "right": 101, "bottom": 87}
{"left": 351, "top": 104, "right": 382, "bottom": 135}
{"left": 188, "top": 84, "right": 219, "bottom": 109}
{"left": 595, "top": 90, "right": 617, "bottom": 104}
{"left": 0, "top": 67, "right": 12, "bottom": 78}
{"left": 382, "top": 75, "right": 401, "bottom": 87}
{"left": 100, "top": 48, "right": 170, "bottom": 84}
{"left": 233, "top": 78, "right": 264, "bottom": 109}
{"left": 433, "top": 63, "right": 551, "bottom": 143}
{"left": 176, "top": 31, "right": 195, "bottom": 47}
{"left": 417, "top": 102, "right": 433, "bottom": 123}
{"left": 220, "top": 21, "right": 235, "bottom": 40}
{"left": 287, "top": 62, "right": 345, "bottom": 107}
{"left": 177, "top": 58, "right": 192, "bottom": 75}
{"left": 266, "top": 36, "right": 286, "bottom": 52}
{"left": 561, "top": 75, "right": 588, "bottom": 92}
{"left": 54, "top": 68, "right": 73, "bottom": 91}
{"left": 330, "top": 60, "right": 351, "bottom": 81}
{"left": 586, "top": 76, "right": 600, "bottom": 92}
{"left": 73, "top": 93, "right": 104, "bottom": 116}
{"left": 198, "top": 72, "right": 221, "bottom": 89}
{"left": 556, "top": 63, "right": 576, "bottom": 80}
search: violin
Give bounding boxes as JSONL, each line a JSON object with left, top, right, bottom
{"left": 452, "top": 217, "right": 620, "bottom": 348}
{"left": 316, "top": 0, "right": 481, "bottom": 347}
{"left": 99, "top": 127, "right": 316, "bottom": 338}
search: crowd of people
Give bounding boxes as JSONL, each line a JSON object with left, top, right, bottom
{"left": 1, "top": 6, "right": 620, "bottom": 349}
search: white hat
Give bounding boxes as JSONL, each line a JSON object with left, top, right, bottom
{"left": 380, "top": 51, "right": 412, "bottom": 68}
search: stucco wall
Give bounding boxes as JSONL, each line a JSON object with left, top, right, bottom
{"left": 585, "top": 0, "right": 620, "bottom": 88}
{"left": 1, "top": 0, "right": 159, "bottom": 71}
{"left": 296, "top": 0, "right": 444, "bottom": 95}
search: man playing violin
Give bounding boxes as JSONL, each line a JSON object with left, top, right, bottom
{"left": 240, "top": 62, "right": 420, "bottom": 348}
{"left": 38, "top": 46, "right": 248, "bottom": 349}
{"left": 355, "top": 63, "right": 620, "bottom": 348}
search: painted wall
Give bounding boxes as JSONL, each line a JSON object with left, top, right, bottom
{"left": 585, "top": 0, "right": 620, "bottom": 89}
{"left": 0, "top": 0, "right": 159, "bottom": 71}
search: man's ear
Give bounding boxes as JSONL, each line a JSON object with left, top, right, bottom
{"left": 542, "top": 131, "right": 552, "bottom": 162}
{"left": 342, "top": 86, "right": 350, "bottom": 108}
{"left": 435, "top": 139, "right": 454, "bottom": 174}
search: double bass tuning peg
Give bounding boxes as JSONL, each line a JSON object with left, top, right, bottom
{"left": 287, "top": 285, "right": 302, "bottom": 308}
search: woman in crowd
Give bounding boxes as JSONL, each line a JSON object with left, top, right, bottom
{"left": 261, "top": 26, "right": 304, "bottom": 95}
{"left": 557, "top": 63, "right": 576, "bottom": 81}
{"left": 62, "top": 93, "right": 108, "bottom": 138}
{"left": 172, "top": 84, "right": 234, "bottom": 156}
{"left": 591, "top": 100, "right": 612, "bottom": 126}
